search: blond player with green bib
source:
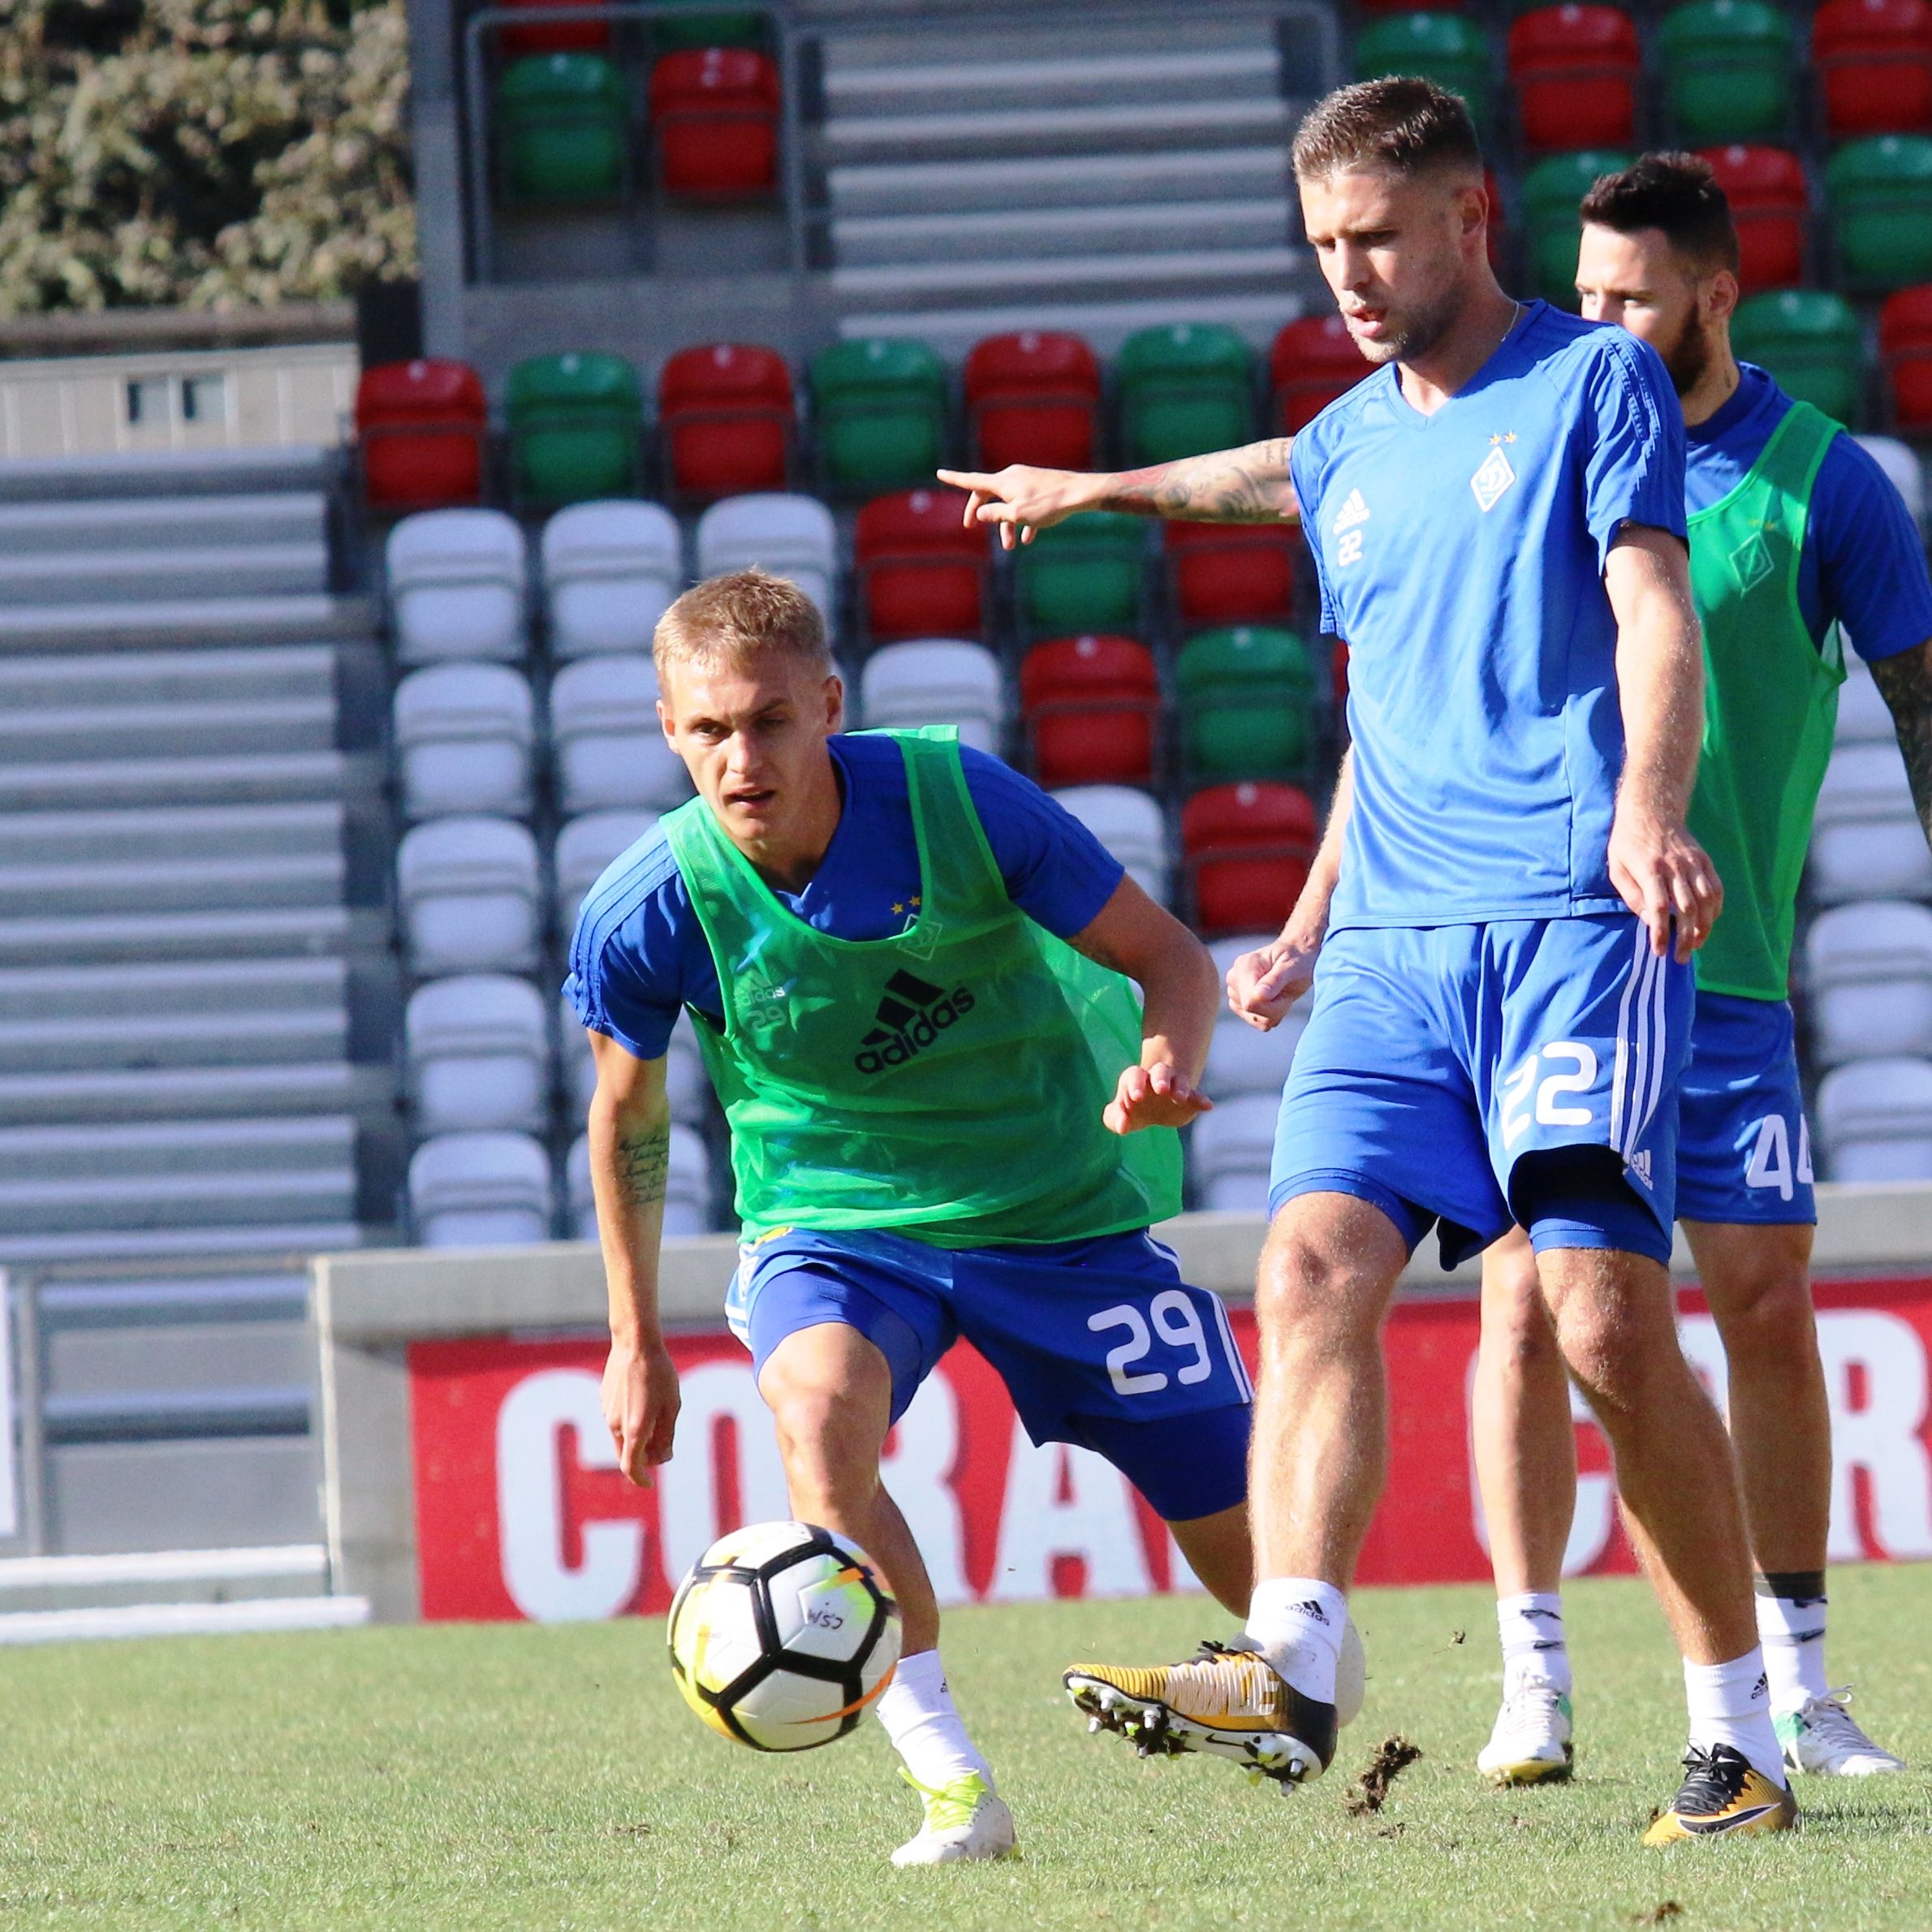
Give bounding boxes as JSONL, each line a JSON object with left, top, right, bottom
{"left": 567, "top": 570, "right": 1260, "bottom": 1865}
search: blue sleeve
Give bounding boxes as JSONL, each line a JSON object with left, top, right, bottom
{"left": 562, "top": 841, "right": 692, "bottom": 1062}
{"left": 958, "top": 745, "right": 1126, "bottom": 938}
{"left": 1809, "top": 435, "right": 1932, "bottom": 664}
{"left": 1291, "top": 433, "right": 1339, "bottom": 636}
{"left": 1581, "top": 333, "right": 1688, "bottom": 571}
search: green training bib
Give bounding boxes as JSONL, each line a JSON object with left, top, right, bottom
{"left": 1686, "top": 399, "right": 1845, "bottom": 1000}
{"left": 662, "top": 727, "right": 1182, "bottom": 1247}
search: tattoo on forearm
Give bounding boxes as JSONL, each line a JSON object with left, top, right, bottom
{"left": 1871, "top": 645, "right": 1932, "bottom": 846}
{"left": 1098, "top": 439, "right": 1296, "bottom": 524}
{"left": 614, "top": 1123, "right": 671, "bottom": 1210}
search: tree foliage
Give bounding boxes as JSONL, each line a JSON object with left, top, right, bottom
{"left": 0, "top": 0, "right": 417, "bottom": 313}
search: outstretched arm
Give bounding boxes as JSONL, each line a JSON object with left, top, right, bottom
{"left": 937, "top": 439, "right": 1297, "bottom": 550}
{"left": 1869, "top": 638, "right": 1932, "bottom": 846}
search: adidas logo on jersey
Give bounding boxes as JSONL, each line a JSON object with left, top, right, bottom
{"left": 854, "top": 968, "right": 977, "bottom": 1075}
{"left": 1331, "top": 488, "right": 1371, "bottom": 534}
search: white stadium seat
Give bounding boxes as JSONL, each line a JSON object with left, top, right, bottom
{"left": 567, "top": 1123, "right": 711, "bottom": 1240}
{"left": 1816, "top": 1054, "right": 1932, "bottom": 1183}
{"left": 1051, "top": 784, "right": 1169, "bottom": 905}
{"left": 859, "top": 640, "right": 1003, "bottom": 755}
{"left": 541, "top": 501, "right": 684, "bottom": 659}
{"left": 561, "top": 995, "right": 710, "bottom": 1123}
{"left": 694, "top": 494, "right": 837, "bottom": 623}
{"left": 405, "top": 973, "right": 553, "bottom": 1135}
{"left": 409, "top": 1129, "right": 554, "bottom": 1247}
{"left": 396, "top": 816, "right": 543, "bottom": 976}
{"left": 1202, "top": 933, "right": 1305, "bottom": 1098}
{"left": 1187, "top": 1090, "right": 1279, "bottom": 1213}
{"left": 1805, "top": 899, "right": 1932, "bottom": 1066}
{"left": 386, "top": 510, "right": 528, "bottom": 666}
{"left": 1834, "top": 665, "right": 1896, "bottom": 746}
{"left": 1854, "top": 433, "right": 1926, "bottom": 532}
{"left": 554, "top": 809, "right": 659, "bottom": 926}
{"left": 392, "top": 662, "right": 535, "bottom": 821}
{"left": 1807, "top": 741, "right": 1932, "bottom": 904}
{"left": 549, "top": 656, "right": 691, "bottom": 816}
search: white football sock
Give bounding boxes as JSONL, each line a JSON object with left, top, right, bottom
{"left": 1497, "top": 1590, "right": 1572, "bottom": 1696}
{"left": 874, "top": 1648, "right": 992, "bottom": 1792}
{"left": 1244, "top": 1576, "right": 1347, "bottom": 1703}
{"left": 1684, "top": 1649, "right": 1788, "bottom": 1788}
{"left": 1755, "top": 1578, "right": 1831, "bottom": 1711}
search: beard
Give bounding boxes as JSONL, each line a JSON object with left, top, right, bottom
{"left": 1348, "top": 279, "right": 1467, "bottom": 367}
{"left": 1657, "top": 309, "right": 1712, "bottom": 397}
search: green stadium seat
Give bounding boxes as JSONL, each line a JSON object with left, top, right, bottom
{"left": 1658, "top": 0, "right": 1796, "bottom": 145}
{"left": 1731, "top": 291, "right": 1866, "bottom": 424}
{"left": 505, "top": 352, "right": 644, "bottom": 507}
{"left": 1177, "top": 627, "right": 1317, "bottom": 783}
{"left": 1355, "top": 13, "right": 1494, "bottom": 132}
{"left": 649, "top": 6, "right": 766, "bottom": 50}
{"left": 1015, "top": 515, "right": 1146, "bottom": 638}
{"left": 809, "top": 339, "right": 949, "bottom": 494}
{"left": 1115, "top": 325, "right": 1255, "bottom": 467}
{"left": 1826, "top": 136, "right": 1932, "bottom": 293}
{"left": 495, "top": 54, "right": 630, "bottom": 204}
{"left": 1521, "top": 149, "right": 1633, "bottom": 304}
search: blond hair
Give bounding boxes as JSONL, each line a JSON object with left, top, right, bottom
{"left": 653, "top": 567, "right": 830, "bottom": 680}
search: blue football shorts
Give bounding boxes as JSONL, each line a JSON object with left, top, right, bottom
{"left": 1675, "top": 987, "right": 1816, "bottom": 1226}
{"left": 727, "top": 1225, "right": 1253, "bottom": 1523}
{"left": 1269, "top": 912, "right": 1694, "bottom": 1268}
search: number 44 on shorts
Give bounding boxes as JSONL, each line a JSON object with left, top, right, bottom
{"left": 1745, "top": 1113, "right": 1813, "bottom": 1203}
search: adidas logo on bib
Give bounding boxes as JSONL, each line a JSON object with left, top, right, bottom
{"left": 854, "top": 968, "right": 977, "bottom": 1074}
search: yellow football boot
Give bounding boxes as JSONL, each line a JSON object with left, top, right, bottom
{"left": 1642, "top": 1744, "right": 1798, "bottom": 1844}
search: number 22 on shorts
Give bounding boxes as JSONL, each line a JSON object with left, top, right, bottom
{"left": 1088, "top": 1291, "right": 1216, "bottom": 1396}
{"left": 1501, "top": 1041, "right": 1598, "bottom": 1149}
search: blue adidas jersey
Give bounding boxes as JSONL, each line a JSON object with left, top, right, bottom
{"left": 1292, "top": 300, "right": 1688, "bottom": 928}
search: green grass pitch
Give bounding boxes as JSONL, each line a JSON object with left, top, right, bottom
{"left": 1, "top": 1568, "right": 1928, "bottom": 1930}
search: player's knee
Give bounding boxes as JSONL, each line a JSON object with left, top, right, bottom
{"left": 1481, "top": 1255, "right": 1556, "bottom": 1372}
{"left": 1255, "top": 1227, "right": 1386, "bottom": 1351}
{"left": 1714, "top": 1264, "right": 1817, "bottom": 1373}
{"left": 1545, "top": 1283, "right": 1657, "bottom": 1416}
{"left": 763, "top": 1382, "right": 880, "bottom": 1505}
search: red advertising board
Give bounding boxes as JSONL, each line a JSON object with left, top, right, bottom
{"left": 410, "top": 1278, "right": 1932, "bottom": 1623}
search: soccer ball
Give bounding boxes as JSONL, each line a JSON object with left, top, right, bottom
{"left": 668, "top": 1520, "right": 901, "bottom": 1751}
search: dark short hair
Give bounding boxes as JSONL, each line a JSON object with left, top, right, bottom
{"left": 1292, "top": 76, "right": 1484, "bottom": 183}
{"left": 1578, "top": 151, "right": 1740, "bottom": 274}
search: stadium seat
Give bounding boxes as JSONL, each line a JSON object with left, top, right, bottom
{"left": 397, "top": 816, "right": 544, "bottom": 976}
{"left": 1809, "top": 741, "right": 1932, "bottom": 901}
{"left": 1523, "top": 149, "right": 1634, "bottom": 303}
{"left": 392, "top": 663, "right": 536, "bottom": 822}
{"left": 495, "top": 54, "right": 630, "bottom": 204}
{"left": 410, "top": 1130, "right": 554, "bottom": 1247}
{"left": 1697, "top": 145, "right": 1809, "bottom": 291}
{"left": 1813, "top": 0, "right": 1932, "bottom": 140}
{"left": 964, "top": 330, "right": 1102, "bottom": 472}
{"left": 501, "top": 0, "right": 610, "bottom": 57}
{"left": 386, "top": 511, "right": 529, "bottom": 666}
{"left": 1729, "top": 291, "right": 1865, "bottom": 425}
{"left": 810, "top": 339, "right": 949, "bottom": 495}
{"left": 1202, "top": 934, "right": 1306, "bottom": 1099}
{"left": 1166, "top": 521, "right": 1298, "bottom": 629}
{"left": 658, "top": 343, "right": 793, "bottom": 499}
{"left": 1826, "top": 135, "right": 1932, "bottom": 291}
{"left": 541, "top": 500, "right": 684, "bottom": 658}
{"left": 1051, "top": 785, "right": 1171, "bottom": 903}
{"left": 1188, "top": 1091, "right": 1279, "bottom": 1212}
{"left": 853, "top": 488, "right": 986, "bottom": 643}
{"left": 356, "top": 360, "right": 488, "bottom": 511}
{"left": 1183, "top": 782, "right": 1317, "bottom": 935}
{"left": 649, "top": 48, "right": 780, "bottom": 200}
{"left": 1020, "top": 634, "right": 1161, "bottom": 789}
{"left": 1014, "top": 512, "right": 1146, "bottom": 638}
{"left": 1856, "top": 433, "right": 1927, "bottom": 528}
{"left": 555, "top": 809, "right": 659, "bottom": 923}
{"left": 505, "top": 352, "right": 645, "bottom": 509}
{"left": 649, "top": 8, "right": 767, "bottom": 51}
{"left": 1805, "top": 899, "right": 1932, "bottom": 1063}
{"left": 1356, "top": 13, "right": 1494, "bottom": 129}
{"left": 1177, "top": 627, "right": 1317, "bottom": 783}
{"left": 561, "top": 995, "right": 709, "bottom": 1123}
{"left": 1508, "top": 5, "right": 1641, "bottom": 153}
{"left": 1115, "top": 325, "right": 1256, "bottom": 468}
{"left": 1881, "top": 283, "right": 1932, "bottom": 429}
{"left": 1270, "top": 313, "right": 1369, "bottom": 433}
{"left": 406, "top": 974, "right": 553, "bottom": 1136}
{"left": 1816, "top": 1054, "right": 1932, "bottom": 1180}
{"left": 550, "top": 655, "right": 691, "bottom": 813}
{"left": 859, "top": 640, "right": 1003, "bottom": 754}
{"left": 693, "top": 492, "right": 837, "bottom": 620}
{"left": 567, "top": 1123, "right": 710, "bottom": 1238}
{"left": 1659, "top": 0, "right": 1796, "bottom": 144}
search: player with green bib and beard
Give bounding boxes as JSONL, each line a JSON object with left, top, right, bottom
{"left": 567, "top": 569, "right": 1265, "bottom": 1867}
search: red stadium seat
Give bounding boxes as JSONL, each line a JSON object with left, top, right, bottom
{"left": 1813, "top": 0, "right": 1932, "bottom": 140}
{"left": 964, "top": 330, "right": 1102, "bottom": 472}
{"left": 1165, "top": 522, "right": 1297, "bottom": 628}
{"left": 649, "top": 49, "right": 781, "bottom": 199}
{"left": 356, "top": 359, "right": 489, "bottom": 511}
{"left": 1508, "top": 4, "right": 1641, "bottom": 153}
{"left": 1697, "top": 145, "right": 1809, "bottom": 291}
{"left": 1021, "top": 634, "right": 1161, "bottom": 788}
{"left": 1182, "top": 782, "right": 1317, "bottom": 936}
{"left": 854, "top": 488, "right": 987, "bottom": 641}
{"left": 658, "top": 342, "right": 791, "bottom": 498}
{"left": 1270, "top": 314, "right": 1369, "bottom": 432}
{"left": 1881, "top": 283, "right": 1932, "bottom": 427}
{"left": 500, "top": 0, "right": 610, "bottom": 57}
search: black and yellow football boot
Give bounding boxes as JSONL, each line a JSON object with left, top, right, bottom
{"left": 1642, "top": 1743, "right": 1798, "bottom": 1845}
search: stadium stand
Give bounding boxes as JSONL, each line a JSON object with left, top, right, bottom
{"left": 811, "top": 337, "right": 951, "bottom": 494}
{"left": 1020, "top": 634, "right": 1162, "bottom": 789}
{"left": 1659, "top": 0, "right": 1797, "bottom": 145}
{"left": 1507, "top": 5, "right": 1642, "bottom": 153}
{"left": 1699, "top": 144, "right": 1809, "bottom": 292}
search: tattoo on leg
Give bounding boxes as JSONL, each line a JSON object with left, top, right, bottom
{"left": 615, "top": 1122, "right": 671, "bottom": 1209}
